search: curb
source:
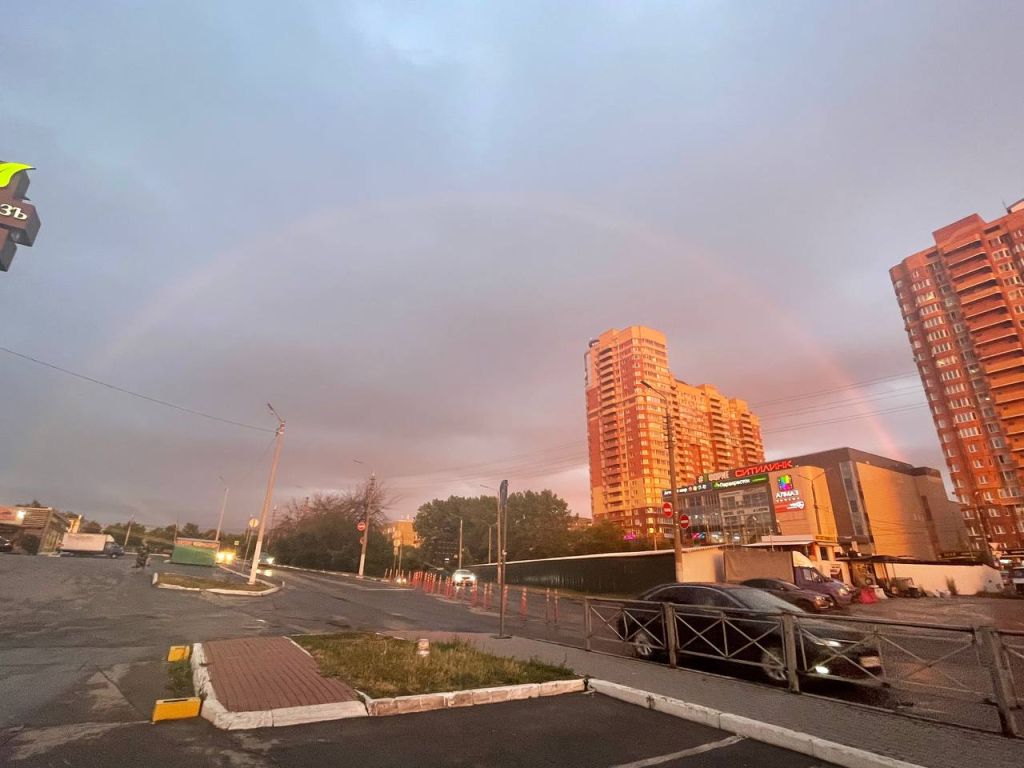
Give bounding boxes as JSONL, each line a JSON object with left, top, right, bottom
{"left": 153, "top": 571, "right": 280, "bottom": 597}
{"left": 190, "top": 641, "right": 585, "bottom": 730}
{"left": 586, "top": 679, "right": 925, "bottom": 768}
{"left": 367, "top": 679, "right": 585, "bottom": 716}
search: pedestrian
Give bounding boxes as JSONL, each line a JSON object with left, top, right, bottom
{"left": 135, "top": 540, "right": 150, "bottom": 570}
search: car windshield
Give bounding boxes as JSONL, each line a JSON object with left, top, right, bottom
{"left": 729, "top": 587, "right": 807, "bottom": 613}
{"left": 454, "top": 570, "right": 472, "bottom": 576}
{"left": 799, "top": 568, "right": 826, "bottom": 583}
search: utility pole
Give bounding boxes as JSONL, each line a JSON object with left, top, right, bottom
{"left": 643, "top": 381, "right": 683, "bottom": 582}
{"left": 457, "top": 516, "right": 464, "bottom": 570}
{"left": 498, "top": 479, "right": 509, "bottom": 638}
{"left": 123, "top": 516, "right": 134, "bottom": 549}
{"left": 249, "top": 405, "right": 285, "bottom": 585}
{"left": 355, "top": 462, "right": 375, "bottom": 578}
{"left": 215, "top": 477, "right": 230, "bottom": 544}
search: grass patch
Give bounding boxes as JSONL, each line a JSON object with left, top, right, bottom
{"left": 294, "top": 633, "right": 578, "bottom": 698}
{"left": 157, "top": 572, "right": 268, "bottom": 592}
{"left": 166, "top": 659, "right": 195, "bottom": 698}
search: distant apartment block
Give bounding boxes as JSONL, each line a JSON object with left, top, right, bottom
{"left": 585, "top": 326, "right": 764, "bottom": 542}
{"left": 890, "top": 199, "right": 1024, "bottom": 557}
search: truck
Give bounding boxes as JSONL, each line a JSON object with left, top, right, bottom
{"left": 59, "top": 533, "right": 124, "bottom": 558}
{"left": 724, "top": 549, "right": 854, "bottom": 607}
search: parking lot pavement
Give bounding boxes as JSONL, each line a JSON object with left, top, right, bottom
{"left": 845, "top": 594, "right": 1024, "bottom": 631}
{"left": 0, "top": 693, "right": 837, "bottom": 768}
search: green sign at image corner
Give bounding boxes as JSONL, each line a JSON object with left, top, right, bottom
{"left": 0, "top": 163, "right": 34, "bottom": 189}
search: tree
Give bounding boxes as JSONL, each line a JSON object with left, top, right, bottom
{"left": 414, "top": 496, "right": 497, "bottom": 567}
{"left": 80, "top": 519, "right": 103, "bottom": 534}
{"left": 569, "top": 520, "right": 641, "bottom": 555}
{"left": 270, "top": 480, "right": 393, "bottom": 575}
{"left": 179, "top": 522, "right": 202, "bottom": 539}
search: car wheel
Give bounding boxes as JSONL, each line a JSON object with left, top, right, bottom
{"left": 629, "top": 628, "right": 660, "bottom": 660}
{"left": 795, "top": 600, "right": 815, "bottom": 612}
{"left": 759, "top": 644, "right": 788, "bottom": 686}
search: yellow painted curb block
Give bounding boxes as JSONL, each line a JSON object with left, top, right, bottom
{"left": 167, "top": 645, "right": 190, "bottom": 662}
{"left": 152, "top": 697, "right": 202, "bottom": 722}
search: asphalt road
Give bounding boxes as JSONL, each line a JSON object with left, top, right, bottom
{"left": 0, "top": 556, "right": 841, "bottom": 767}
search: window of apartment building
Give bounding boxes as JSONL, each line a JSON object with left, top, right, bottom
{"left": 942, "top": 432, "right": 954, "bottom": 443}
{"left": 894, "top": 279, "right": 903, "bottom": 288}
{"left": 1017, "top": 520, "right": 1024, "bottom": 533}
{"left": 939, "top": 370, "right": 960, "bottom": 381}
{"left": 937, "top": 356, "right": 958, "bottom": 368}
{"left": 944, "top": 298, "right": 958, "bottom": 308}
{"left": 953, "top": 323, "right": 965, "bottom": 333}
{"left": 986, "top": 422, "right": 1000, "bottom": 433}
{"left": 945, "top": 383, "right": 967, "bottom": 395}
{"left": 926, "top": 329, "right": 949, "bottom": 341}
{"left": 913, "top": 340, "right": 923, "bottom": 349}
{"left": 1004, "top": 276, "right": 1024, "bottom": 286}
{"left": 991, "top": 437, "right": 1006, "bottom": 448}
{"left": 944, "top": 447, "right": 956, "bottom": 458}
{"left": 979, "top": 474, "right": 991, "bottom": 484}
{"left": 982, "top": 406, "right": 996, "bottom": 417}
{"left": 921, "top": 303, "right": 940, "bottom": 314}
{"left": 984, "top": 491, "right": 995, "bottom": 501}
{"left": 968, "top": 443, "right": 979, "bottom": 453}
{"left": 923, "top": 316, "right": 944, "bottom": 329}
{"left": 998, "top": 454, "right": 1012, "bottom": 465}
{"left": 962, "top": 509, "right": 974, "bottom": 519}
{"left": 954, "top": 412, "right": 977, "bottom": 424}
{"left": 932, "top": 342, "right": 953, "bottom": 353}
{"left": 972, "top": 459, "right": 986, "bottom": 469}
{"left": 936, "top": 419, "right": 947, "bottom": 428}
{"left": 950, "top": 397, "right": 973, "bottom": 408}
{"left": 959, "top": 426, "right": 981, "bottom": 437}
{"left": 999, "top": 262, "right": 1014, "bottom": 272}
{"left": 993, "top": 525, "right": 1006, "bottom": 534}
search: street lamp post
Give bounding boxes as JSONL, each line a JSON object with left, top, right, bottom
{"left": 215, "top": 476, "right": 230, "bottom": 544}
{"left": 249, "top": 405, "right": 285, "bottom": 585}
{"left": 481, "top": 485, "right": 500, "bottom": 566}
{"left": 354, "top": 460, "right": 375, "bottom": 578}
{"left": 642, "top": 380, "right": 683, "bottom": 582}
{"left": 123, "top": 516, "right": 134, "bottom": 549}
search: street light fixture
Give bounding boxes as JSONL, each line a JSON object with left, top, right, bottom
{"left": 641, "top": 380, "right": 684, "bottom": 582}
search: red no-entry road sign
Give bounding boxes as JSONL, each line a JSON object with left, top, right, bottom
{"left": 679, "top": 514, "right": 691, "bottom": 530}
{"left": 356, "top": 521, "right": 366, "bottom": 532}
{"left": 662, "top": 501, "right": 674, "bottom": 517}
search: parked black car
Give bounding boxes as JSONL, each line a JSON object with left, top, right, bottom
{"left": 0, "top": 536, "right": 12, "bottom": 553}
{"left": 620, "top": 582, "right": 882, "bottom": 685}
{"left": 741, "top": 578, "right": 834, "bottom": 613}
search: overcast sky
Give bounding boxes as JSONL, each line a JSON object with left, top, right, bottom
{"left": 3, "top": 1, "right": 1023, "bottom": 530}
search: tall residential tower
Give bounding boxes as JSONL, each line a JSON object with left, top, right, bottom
{"left": 890, "top": 199, "right": 1024, "bottom": 556}
{"left": 585, "top": 326, "right": 764, "bottom": 541}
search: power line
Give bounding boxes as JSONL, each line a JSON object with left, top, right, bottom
{"left": 761, "top": 403, "right": 930, "bottom": 435}
{"left": 759, "top": 386, "right": 926, "bottom": 420}
{"left": 0, "top": 345, "right": 275, "bottom": 433}
{"left": 750, "top": 371, "right": 920, "bottom": 409}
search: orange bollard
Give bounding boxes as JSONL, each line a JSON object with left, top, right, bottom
{"left": 483, "top": 583, "right": 491, "bottom": 611}
{"left": 554, "top": 589, "right": 560, "bottom": 623}
{"left": 471, "top": 582, "right": 478, "bottom": 607}
{"left": 520, "top": 588, "right": 527, "bottom": 622}
{"left": 545, "top": 588, "right": 551, "bottom": 623}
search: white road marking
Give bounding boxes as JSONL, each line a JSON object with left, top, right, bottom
{"left": 608, "top": 736, "right": 744, "bottom": 768}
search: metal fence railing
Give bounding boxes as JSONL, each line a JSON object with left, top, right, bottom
{"left": 583, "top": 597, "right": 1023, "bottom": 738}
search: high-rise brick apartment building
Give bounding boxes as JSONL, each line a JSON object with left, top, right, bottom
{"left": 890, "top": 199, "right": 1024, "bottom": 557}
{"left": 585, "top": 326, "right": 764, "bottom": 541}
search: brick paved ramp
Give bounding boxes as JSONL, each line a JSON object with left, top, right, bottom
{"left": 203, "top": 636, "right": 358, "bottom": 711}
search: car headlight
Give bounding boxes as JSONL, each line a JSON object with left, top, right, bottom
{"left": 814, "top": 596, "right": 829, "bottom": 604}
{"left": 838, "top": 587, "right": 850, "bottom": 595}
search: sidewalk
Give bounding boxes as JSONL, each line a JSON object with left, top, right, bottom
{"left": 387, "top": 631, "right": 1023, "bottom": 768}
{"left": 202, "top": 636, "right": 359, "bottom": 712}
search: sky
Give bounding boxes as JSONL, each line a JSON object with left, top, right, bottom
{"left": 2, "top": 1, "right": 1023, "bottom": 531}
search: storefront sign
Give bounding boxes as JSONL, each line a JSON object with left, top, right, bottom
{"left": 0, "top": 161, "right": 41, "bottom": 273}
{"left": 698, "top": 459, "right": 796, "bottom": 484}
{"left": 0, "top": 507, "right": 26, "bottom": 526}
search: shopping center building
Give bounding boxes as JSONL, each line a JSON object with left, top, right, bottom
{"left": 664, "top": 448, "right": 970, "bottom": 560}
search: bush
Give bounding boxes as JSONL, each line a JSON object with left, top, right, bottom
{"left": 19, "top": 535, "right": 40, "bottom": 555}
{"left": 945, "top": 577, "right": 959, "bottom": 596}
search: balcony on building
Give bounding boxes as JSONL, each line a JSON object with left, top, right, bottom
{"left": 972, "top": 323, "right": 1017, "bottom": 345}
{"left": 948, "top": 256, "right": 992, "bottom": 281}
{"left": 966, "top": 302, "right": 1010, "bottom": 324}
{"left": 979, "top": 339, "right": 1024, "bottom": 362}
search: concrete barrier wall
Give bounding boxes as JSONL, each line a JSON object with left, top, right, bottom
{"left": 876, "top": 562, "right": 1003, "bottom": 594}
